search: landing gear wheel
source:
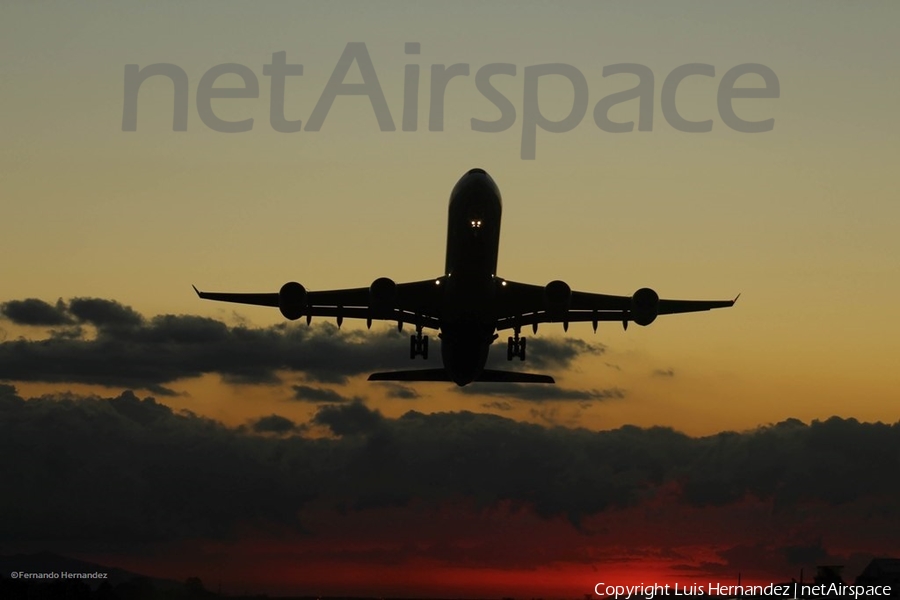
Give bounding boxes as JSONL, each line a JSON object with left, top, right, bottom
{"left": 507, "top": 334, "right": 527, "bottom": 361}
{"left": 410, "top": 332, "right": 428, "bottom": 359}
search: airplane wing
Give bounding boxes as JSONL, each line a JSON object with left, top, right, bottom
{"left": 193, "top": 278, "right": 444, "bottom": 329}
{"left": 494, "top": 280, "right": 738, "bottom": 332}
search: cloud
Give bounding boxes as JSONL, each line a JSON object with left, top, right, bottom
{"left": 456, "top": 382, "right": 625, "bottom": 402}
{"left": 783, "top": 540, "right": 828, "bottom": 566}
{"left": 0, "top": 297, "right": 598, "bottom": 393}
{"left": 378, "top": 383, "right": 421, "bottom": 400}
{"left": 485, "top": 336, "right": 605, "bottom": 371}
{"left": 1, "top": 299, "right": 72, "bottom": 326}
{"left": 250, "top": 414, "right": 301, "bottom": 435}
{"left": 291, "top": 384, "right": 358, "bottom": 404}
{"left": 482, "top": 401, "right": 513, "bottom": 411}
{"left": 0, "top": 382, "right": 20, "bottom": 403}
{"left": 67, "top": 298, "right": 143, "bottom": 329}
{"left": 653, "top": 368, "right": 675, "bottom": 377}
{"left": 313, "top": 400, "right": 385, "bottom": 436}
{"left": 48, "top": 326, "right": 86, "bottom": 340}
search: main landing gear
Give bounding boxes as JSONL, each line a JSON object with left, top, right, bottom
{"left": 507, "top": 328, "right": 526, "bottom": 361}
{"left": 410, "top": 326, "right": 429, "bottom": 359}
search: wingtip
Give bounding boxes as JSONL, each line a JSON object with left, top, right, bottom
{"left": 192, "top": 284, "right": 201, "bottom": 297}
{"left": 733, "top": 293, "right": 741, "bottom": 305}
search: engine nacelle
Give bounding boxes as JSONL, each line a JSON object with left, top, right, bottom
{"left": 544, "top": 280, "right": 572, "bottom": 316}
{"left": 278, "top": 281, "right": 307, "bottom": 321}
{"left": 631, "top": 287, "right": 659, "bottom": 326}
{"left": 369, "top": 277, "right": 397, "bottom": 317}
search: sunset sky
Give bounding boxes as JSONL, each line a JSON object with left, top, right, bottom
{"left": 2, "top": 2, "right": 899, "bottom": 597}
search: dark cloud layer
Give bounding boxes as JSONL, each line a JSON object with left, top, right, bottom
{"left": 0, "top": 297, "right": 594, "bottom": 391}
{"left": 1, "top": 385, "right": 898, "bottom": 547}
{"left": 0, "top": 387, "right": 314, "bottom": 544}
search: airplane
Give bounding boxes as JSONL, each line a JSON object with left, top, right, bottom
{"left": 194, "top": 168, "right": 738, "bottom": 386}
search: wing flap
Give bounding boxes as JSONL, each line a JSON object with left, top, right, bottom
{"left": 494, "top": 298, "right": 739, "bottom": 331}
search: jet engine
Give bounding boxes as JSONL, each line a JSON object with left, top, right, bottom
{"left": 631, "top": 287, "right": 659, "bottom": 326}
{"left": 544, "top": 280, "right": 572, "bottom": 316}
{"left": 369, "top": 277, "right": 397, "bottom": 317}
{"left": 279, "top": 282, "right": 307, "bottom": 321}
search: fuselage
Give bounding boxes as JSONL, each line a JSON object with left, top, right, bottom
{"left": 440, "top": 168, "right": 503, "bottom": 385}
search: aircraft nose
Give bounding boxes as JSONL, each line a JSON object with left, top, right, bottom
{"left": 450, "top": 168, "right": 502, "bottom": 209}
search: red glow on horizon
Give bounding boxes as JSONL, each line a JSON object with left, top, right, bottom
{"left": 72, "top": 495, "right": 856, "bottom": 599}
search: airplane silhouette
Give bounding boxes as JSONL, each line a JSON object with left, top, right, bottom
{"left": 194, "top": 168, "right": 738, "bottom": 386}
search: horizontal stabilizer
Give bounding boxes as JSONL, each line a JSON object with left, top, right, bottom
{"left": 476, "top": 369, "right": 555, "bottom": 383}
{"left": 368, "top": 369, "right": 452, "bottom": 382}
{"left": 367, "top": 369, "right": 555, "bottom": 384}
